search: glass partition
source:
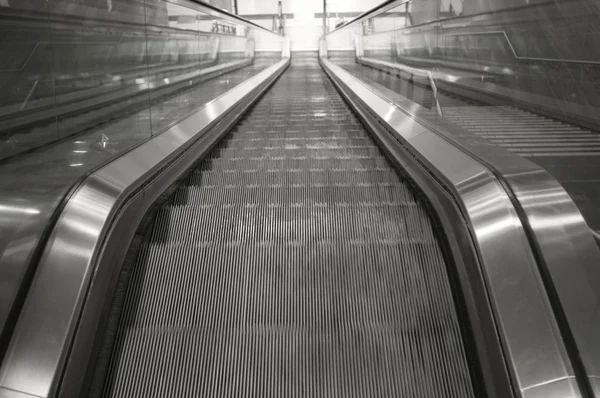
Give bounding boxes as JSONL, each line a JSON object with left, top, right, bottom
{"left": 0, "top": 0, "right": 283, "bottom": 336}
{"left": 0, "top": 0, "right": 283, "bottom": 160}
{"left": 325, "top": 0, "right": 600, "bottom": 233}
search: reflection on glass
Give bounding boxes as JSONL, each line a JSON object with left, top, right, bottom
{"left": 325, "top": 0, "right": 600, "bottom": 231}
{"left": 0, "top": 0, "right": 58, "bottom": 161}
{"left": 147, "top": 0, "right": 254, "bottom": 134}
{"left": 0, "top": 0, "right": 283, "bottom": 159}
{"left": 0, "top": 0, "right": 283, "bottom": 337}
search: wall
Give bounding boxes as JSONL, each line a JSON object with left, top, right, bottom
{"left": 239, "top": 0, "right": 380, "bottom": 51}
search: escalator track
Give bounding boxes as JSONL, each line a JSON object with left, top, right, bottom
{"left": 94, "top": 59, "right": 477, "bottom": 397}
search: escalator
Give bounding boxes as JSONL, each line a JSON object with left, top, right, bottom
{"left": 4, "top": 1, "right": 600, "bottom": 396}
{"left": 92, "top": 59, "right": 477, "bottom": 397}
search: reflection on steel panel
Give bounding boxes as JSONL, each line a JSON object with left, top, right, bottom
{"left": 0, "top": 0, "right": 284, "bottom": 367}
{"left": 320, "top": 58, "right": 581, "bottom": 398}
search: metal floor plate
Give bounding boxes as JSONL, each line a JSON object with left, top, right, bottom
{"left": 100, "top": 59, "right": 476, "bottom": 397}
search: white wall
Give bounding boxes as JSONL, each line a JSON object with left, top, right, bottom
{"left": 323, "top": 0, "right": 381, "bottom": 13}
{"left": 239, "top": 0, "right": 380, "bottom": 15}
{"left": 240, "top": 0, "right": 380, "bottom": 51}
{"left": 238, "top": 0, "right": 279, "bottom": 14}
{"left": 253, "top": 28, "right": 284, "bottom": 51}
{"left": 240, "top": 0, "right": 320, "bottom": 50}
{"left": 326, "top": 26, "right": 358, "bottom": 51}
{"left": 286, "top": 0, "right": 322, "bottom": 51}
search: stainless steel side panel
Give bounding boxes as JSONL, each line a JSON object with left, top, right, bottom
{"left": 354, "top": 56, "right": 600, "bottom": 396}
{"left": 508, "top": 169, "right": 600, "bottom": 395}
{"left": 0, "top": 59, "right": 290, "bottom": 398}
{"left": 320, "top": 58, "right": 581, "bottom": 398}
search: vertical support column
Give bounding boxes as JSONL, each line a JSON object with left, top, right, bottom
{"left": 319, "top": 38, "right": 328, "bottom": 59}
{"left": 321, "top": 0, "right": 328, "bottom": 58}
{"left": 282, "top": 38, "right": 291, "bottom": 59}
{"left": 323, "top": 0, "right": 327, "bottom": 36}
{"left": 210, "top": 37, "right": 220, "bottom": 60}
{"left": 277, "top": 0, "right": 285, "bottom": 35}
{"left": 406, "top": 73, "right": 414, "bottom": 101}
{"left": 354, "top": 36, "right": 363, "bottom": 60}
{"left": 245, "top": 37, "right": 255, "bottom": 60}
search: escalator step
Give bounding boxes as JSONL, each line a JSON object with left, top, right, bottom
{"left": 190, "top": 168, "right": 402, "bottom": 185}
{"left": 201, "top": 156, "right": 392, "bottom": 171}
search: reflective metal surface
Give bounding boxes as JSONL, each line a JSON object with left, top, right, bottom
{"left": 0, "top": 58, "right": 289, "bottom": 398}
{"left": 508, "top": 167, "right": 600, "bottom": 397}
{"left": 0, "top": 0, "right": 285, "bottom": 365}
{"left": 330, "top": 50, "right": 600, "bottom": 397}
{"left": 321, "top": 58, "right": 581, "bottom": 398}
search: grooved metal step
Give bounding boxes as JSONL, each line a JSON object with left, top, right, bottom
{"left": 202, "top": 156, "right": 392, "bottom": 171}
{"left": 99, "top": 58, "right": 476, "bottom": 398}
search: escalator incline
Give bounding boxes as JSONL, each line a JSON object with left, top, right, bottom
{"left": 99, "top": 60, "right": 476, "bottom": 397}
